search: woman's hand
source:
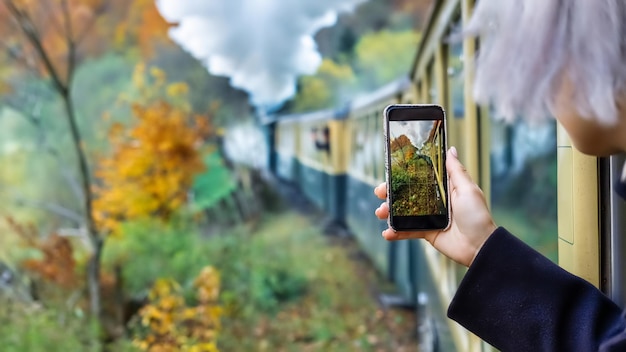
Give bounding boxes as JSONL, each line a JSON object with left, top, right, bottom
{"left": 374, "top": 147, "right": 497, "bottom": 267}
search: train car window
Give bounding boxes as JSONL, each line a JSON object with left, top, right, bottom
{"left": 488, "top": 114, "right": 558, "bottom": 262}
{"left": 418, "top": 80, "right": 427, "bottom": 103}
{"left": 375, "top": 110, "right": 385, "bottom": 182}
{"left": 278, "top": 122, "right": 295, "bottom": 156}
{"left": 302, "top": 122, "right": 314, "bottom": 161}
{"left": 447, "top": 39, "right": 464, "bottom": 119}
{"left": 368, "top": 112, "right": 379, "bottom": 180}
{"left": 351, "top": 116, "right": 366, "bottom": 177}
{"left": 429, "top": 63, "right": 438, "bottom": 103}
{"left": 362, "top": 115, "right": 374, "bottom": 178}
{"left": 307, "top": 122, "right": 331, "bottom": 169}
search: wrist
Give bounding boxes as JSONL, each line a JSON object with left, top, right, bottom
{"left": 468, "top": 222, "right": 498, "bottom": 267}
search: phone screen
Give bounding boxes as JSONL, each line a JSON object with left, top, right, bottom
{"left": 385, "top": 105, "right": 449, "bottom": 231}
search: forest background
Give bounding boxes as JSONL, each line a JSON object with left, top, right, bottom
{"left": 0, "top": 0, "right": 431, "bottom": 350}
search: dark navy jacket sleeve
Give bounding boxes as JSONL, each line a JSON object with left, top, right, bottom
{"left": 447, "top": 227, "right": 626, "bottom": 351}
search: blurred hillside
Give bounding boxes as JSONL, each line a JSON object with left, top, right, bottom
{"left": 316, "top": 0, "right": 432, "bottom": 57}
{"left": 280, "top": 0, "right": 433, "bottom": 114}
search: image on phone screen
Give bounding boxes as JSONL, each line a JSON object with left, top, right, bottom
{"left": 388, "top": 119, "right": 447, "bottom": 218}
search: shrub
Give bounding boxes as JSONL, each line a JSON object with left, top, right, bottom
{"left": 102, "top": 216, "right": 210, "bottom": 298}
{"left": 131, "top": 267, "right": 221, "bottom": 351}
{"left": 187, "top": 215, "right": 310, "bottom": 314}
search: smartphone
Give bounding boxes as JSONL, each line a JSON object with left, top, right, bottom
{"left": 384, "top": 104, "right": 450, "bottom": 231}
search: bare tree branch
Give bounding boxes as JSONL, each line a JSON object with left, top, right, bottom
{"left": 6, "top": 93, "right": 85, "bottom": 204}
{"left": 12, "top": 197, "right": 84, "bottom": 224}
{"left": 40, "top": 0, "right": 66, "bottom": 43}
{"left": 0, "top": 39, "right": 38, "bottom": 72}
{"left": 60, "top": 0, "right": 75, "bottom": 84}
{"left": 74, "top": 1, "right": 109, "bottom": 47}
{"left": 3, "top": 0, "right": 68, "bottom": 94}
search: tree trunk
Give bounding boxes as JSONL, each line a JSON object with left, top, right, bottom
{"left": 61, "top": 91, "right": 102, "bottom": 320}
{"left": 88, "top": 237, "right": 103, "bottom": 320}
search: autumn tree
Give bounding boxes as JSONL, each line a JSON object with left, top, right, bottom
{"left": 390, "top": 134, "right": 413, "bottom": 153}
{"left": 0, "top": 0, "right": 104, "bottom": 321}
{"left": 0, "top": 0, "right": 171, "bottom": 320}
{"left": 390, "top": 134, "right": 416, "bottom": 169}
{"left": 93, "top": 64, "right": 212, "bottom": 235}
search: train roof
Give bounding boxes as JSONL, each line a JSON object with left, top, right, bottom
{"left": 261, "top": 76, "right": 411, "bottom": 124}
{"left": 259, "top": 107, "right": 342, "bottom": 125}
{"left": 348, "top": 76, "right": 410, "bottom": 111}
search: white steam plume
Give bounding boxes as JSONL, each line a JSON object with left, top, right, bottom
{"left": 156, "top": 0, "right": 366, "bottom": 109}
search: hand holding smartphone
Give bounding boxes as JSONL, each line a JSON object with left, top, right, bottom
{"left": 384, "top": 104, "right": 450, "bottom": 231}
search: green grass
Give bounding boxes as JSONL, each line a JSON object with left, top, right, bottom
{"left": 0, "top": 211, "right": 416, "bottom": 351}
{"left": 210, "top": 212, "right": 416, "bottom": 351}
{"left": 0, "top": 301, "right": 101, "bottom": 352}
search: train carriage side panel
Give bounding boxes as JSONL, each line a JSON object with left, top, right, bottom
{"left": 297, "top": 116, "right": 330, "bottom": 215}
{"left": 345, "top": 107, "right": 389, "bottom": 275}
{"left": 344, "top": 78, "right": 416, "bottom": 301}
{"left": 265, "top": 121, "right": 277, "bottom": 174}
{"left": 277, "top": 109, "right": 348, "bottom": 224}
{"left": 328, "top": 118, "right": 349, "bottom": 223}
{"left": 275, "top": 119, "right": 300, "bottom": 182}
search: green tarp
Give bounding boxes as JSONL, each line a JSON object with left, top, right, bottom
{"left": 191, "top": 151, "right": 236, "bottom": 210}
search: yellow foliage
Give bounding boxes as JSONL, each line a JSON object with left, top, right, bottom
{"left": 132, "top": 62, "right": 147, "bottom": 90}
{"left": 317, "top": 59, "right": 356, "bottom": 83}
{"left": 133, "top": 267, "right": 222, "bottom": 352}
{"left": 150, "top": 67, "right": 167, "bottom": 87}
{"left": 167, "top": 83, "right": 190, "bottom": 98}
{"left": 93, "top": 65, "right": 212, "bottom": 235}
{"left": 291, "top": 59, "right": 356, "bottom": 112}
{"left": 355, "top": 30, "right": 421, "bottom": 85}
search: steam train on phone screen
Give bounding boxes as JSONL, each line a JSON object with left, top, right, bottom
{"left": 258, "top": 0, "right": 626, "bottom": 350}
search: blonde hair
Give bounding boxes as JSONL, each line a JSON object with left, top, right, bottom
{"left": 465, "top": 0, "right": 626, "bottom": 125}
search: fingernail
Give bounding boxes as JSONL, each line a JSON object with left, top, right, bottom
{"left": 449, "top": 146, "right": 458, "bottom": 158}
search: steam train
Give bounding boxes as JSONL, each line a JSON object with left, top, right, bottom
{"left": 260, "top": 0, "right": 626, "bottom": 350}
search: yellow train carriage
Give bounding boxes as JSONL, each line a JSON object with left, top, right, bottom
{"left": 272, "top": 109, "right": 350, "bottom": 223}
{"left": 344, "top": 78, "right": 409, "bottom": 277}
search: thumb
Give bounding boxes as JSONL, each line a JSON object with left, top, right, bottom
{"left": 447, "top": 147, "right": 474, "bottom": 189}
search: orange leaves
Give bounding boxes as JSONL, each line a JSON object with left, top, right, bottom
{"left": 133, "top": 267, "right": 222, "bottom": 352}
{"left": 113, "top": 0, "right": 171, "bottom": 54}
{"left": 21, "top": 234, "right": 77, "bottom": 289}
{"left": 0, "top": 0, "right": 107, "bottom": 83}
{"left": 0, "top": 0, "right": 172, "bottom": 85}
{"left": 6, "top": 217, "right": 78, "bottom": 289}
{"left": 93, "top": 65, "right": 212, "bottom": 235}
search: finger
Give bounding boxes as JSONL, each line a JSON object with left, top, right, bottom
{"left": 382, "top": 228, "right": 399, "bottom": 241}
{"left": 375, "top": 202, "right": 389, "bottom": 219}
{"left": 447, "top": 147, "right": 474, "bottom": 189}
{"left": 374, "top": 182, "right": 387, "bottom": 199}
{"left": 382, "top": 228, "right": 427, "bottom": 241}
